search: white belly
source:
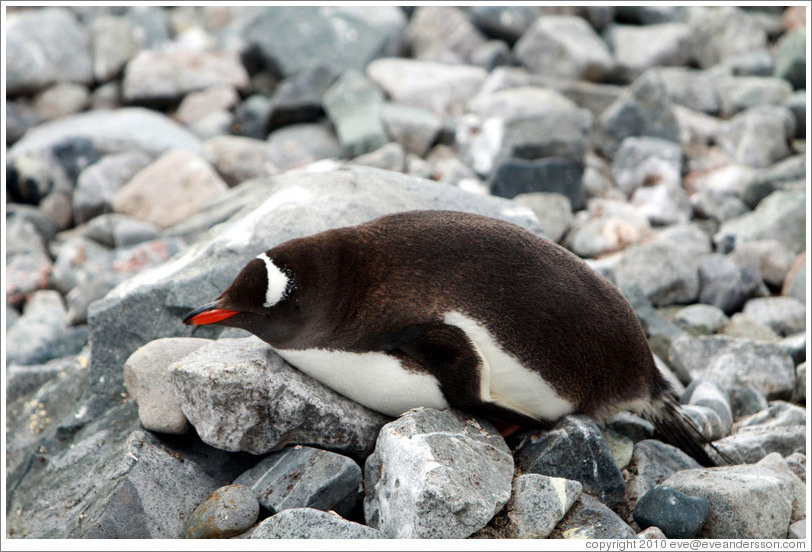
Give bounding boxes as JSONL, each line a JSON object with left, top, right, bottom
{"left": 273, "top": 347, "right": 449, "bottom": 417}
{"left": 443, "top": 311, "right": 574, "bottom": 422}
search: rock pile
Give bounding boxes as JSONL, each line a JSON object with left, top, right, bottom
{"left": 5, "top": 5, "right": 807, "bottom": 540}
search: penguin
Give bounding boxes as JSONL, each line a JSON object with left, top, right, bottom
{"left": 184, "top": 210, "right": 721, "bottom": 466}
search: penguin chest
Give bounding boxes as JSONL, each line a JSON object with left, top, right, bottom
{"left": 443, "top": 311, "right": 575, "bottom": 422}
{"left": 272, "top": 348, "right": 449, "bottom": 417}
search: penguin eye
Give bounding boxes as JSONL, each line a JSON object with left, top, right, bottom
{"left": 256, "top": 252, "right": 291, "bottom": 308}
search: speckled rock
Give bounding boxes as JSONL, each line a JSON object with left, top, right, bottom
{"left": 672, "top": 304, "right": 730, "bottom": 335}
{"left": 633, "top": 485, "right": 710, "bottom": 539}
{"left": 741, "top": 296, "right": 806, "bottom": 336}
{"left": 549, "top": 494, "right": 639, "bottom": 539}
{"left": 184, "top": 484, "right": 259, "bottom": 539}
{"left": 505, "top": 475, "right": 582, "bottom": 539}
{"left": 248, "top": 508, "right": 384, "bottom": 539}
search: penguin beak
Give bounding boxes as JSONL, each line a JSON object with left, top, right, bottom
{"left": 183, "top": 301, "right": 240, "bottom": 326}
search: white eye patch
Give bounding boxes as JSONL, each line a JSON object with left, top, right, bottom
{"left": 256, "top": 252, "right": 290, "bottom": 308}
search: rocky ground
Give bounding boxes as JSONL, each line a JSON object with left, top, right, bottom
{"left": 4, "top": 5, "right": 808, "bottom": 541}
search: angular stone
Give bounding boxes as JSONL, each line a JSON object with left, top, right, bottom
{"left": 249, "top": 508, "right": 384, "bottom": 539}
{"left": 611, "top": 137, "right": 682, "bottom": 196}
{"left": 90, "top": 15, "right": 145, "bottom": 82}
{"left": 169, "top": 337, "right": 390, "bottom": 456}
{"left": 351, "top": 142, "right": 407, "bottom": 173}
{"left": 381, "top": 102, "right": 442, "bottom": 157}
{"left": 653, "top": 67, "right": 720, "bottom": 114}
{"left": 176, "top": 85, "right": 240, "bottom": 126}
{"left": 716, "top": 190, "right": 806, "bottom": 255}
{"left": 549, "top": 494, "right": 639, "bottom": 539}
{"left": 688, "top": 7, "right": 767, "bottom": 69}
{"left": 710, "top": 425, "right": 807, "bottom": 466}
{"left": 32, "top": 82, "right": 90, "bottom": 121}
{"left": 566, "top": 206, "right": 652, "bottom": 259}
{"left": 506, "top": 474, "right": 582, "bottom": 539}
{"left": 610, "top": 23, "right": 693, "bottom": 82}
{"left": 716, "top": 106, "right": 795, "bottom": 169}
{"left": 266, "top": 123, "right": 339, "bottom": 165}
{"left": 698, "top": 254, "right": 762, "bottom": 315}
{"left": 184, "top": 484, "right": 259, "bottom": 539}
{"left": 631, "top": 183, "right": 692, "bottom": 226}
{"left": 466, "top": 6, "right": 541, "bottom": 43}
{"left": 714, "top": 76, "right": 793, "bottom": 117}
{"left": 682, "top": 378, "right": 733, "bottom": 437}
{"left": 625, "top": 440, "right": 702, "bottom": 512}
{"left": 73, "top": 151, "right": 154, "bottom": 224}
{"left": 729, "top": 239, "right": 796, "bottom": 288}
{"left": 489, "top": 157, "right": 583, "bottom": 210}
{"left": 83, "top": 213, "right": 161, "bottom": 248}
{"left": 113, "top": 149, "right": 228, "bottom": 228}
{"left": 512, "top": 192, "right": 573, "bottom": 244}
{"left": 467, "top": 86, "right": 577, "bottom": 120}
{"left": 267, "top": 65, "right": 339, "bottom": 130}
{"left": 633, "top": 485, "right": 710, "bottom": 539}
{"left": 782, "top": 253, "right": 806, "bottom": 303}
{"left": 323, "top": 70, "right": 387, "bottom": 157}
{"left": 406, "top": 6, "right": 487, "bottom": 64}
{"left": 6, "top": 290, "right": 72, "bottom": 366}
{"left": 774, "top": 28, "right": 806, "bottom": 89}
{"left": 364, "top": 408, "right": 513, "bottom": 538}
{"left": 742, "top": 296, "right": 805, "bottom": 336}
{"left": 515, "top": 415, "right": 626, "bottom": 509}
{"left": 673, "top": 304, "right": 730, "bottom": 335}
{"left": 234, "top": 446, "right": 361, "bottom": 517}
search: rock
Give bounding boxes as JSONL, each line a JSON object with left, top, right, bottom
{"left": 6, "top": 8, "right": 93, "bottom": 95}
{"left": 175, "top": 85, "right": 240, "bottom": 126}
{"left": 633, "top": 485, "right": 710, "bottom": 539}
{"left": 669, "top": 335, "right": 796, "bottom": 399}
{"left": 5, "top": 221, "right": 54, "bottom": 308}
{"left": 32, "top": 82, "right": 90, "bottom": 121}
{"left": 364, "top": 408, "right": 513, "bottom": 538}
{"left": 681, "top": 405, "right": 728, "bottom": 442}
{"left": 512, "top": 192, "right": 573, "bottom": 243}
{"left": 266, "top": 123, "right": 339, "bottom": 165}
{"left": 84, "top": 214, "right": 161, "bottom": 248}
{"left": 716, "top": 106, "right": 795, "bottom": 169}
{"left": 514, "top": 15, "right": 614, "bottom": 81}
{"left": 322, "top": 70, "right": 387, "bottom": 157}
{"left": 673, "top": 304, "right": 730, "bottom": 335}
{"left": 6, "top": 99, "right": 46, "bottom": 145}
{"left": 266, "top": 65, "right": 338, "bottom": 130}
{"left": 515, "top": 415, "right": 626, "bottom": 509}
{"left": 232, "top": 6, "right": 405, "bottom": 78}
{"left": 714, "top": 76, "right": 793, "bottom": 117}
{"left": 697, "top": 254, "right": 762, "bottom": 315}
{"left": 613, "top": 224, "right": 710, "bottom": 306}
{"left": 90, "top": 15, "right": 146, "bottom": 82}
{"left": 6, "top": 290, "right": 73, "bottom": 366}
{"left": 789, "top": 520, "right": 806, "bottom": 539}
{"left": 664, "top": 462, "right": 795, "bottom": 538}
{"left": 717, "top": 190, "right": 806, "bottom": 255}
{"left": 367, "top": 58, "right": 487, "bottom": 117}
{"left": 741, "top": 296, "right": 805, "bottom": 336}
{"left": 689, "top": 7, "right": 767, "bottom": 69}
{"left": 610, "top": 23, "right": 693, "bottom": 82}
{"left": 631, "top": 183, "right": 692, "bottom": 226}
{"left": 606, "top": 412, "right": 655, "bottom": 443}
{"left": 6, "top": 354, "right": 85, "bottom": 406}
{"left": 774, "top": 28, "right": 806, "bottom": 89}
{"left": 624, "top": 440, "right": 702, "bottom": 512}
{"left": 405, "top": 6, "right": 487, "bottom": 64}
{"left": 785, "top": 452, "right": 806, "bottom": 483}
{"left": 232, "top": 94, "right": 272, "bottom": 139}
{"left": 184, "top": 484, "right": 259, "bottom": 539}
{"left": 73, "top": 151, "right": 154, "bottom": 224}
{"left": 638, "top": 526, "right": 668, "bottom": 539}
{"left": 779, "top": 332, "right": 806, "bottom": 366}
{"left": 249, "top": 508, "right": 384, "bottom": 539}
{"left": 234, "top": 446, "right": 361, "bottom": 519}
{"left": 785, "top": 91, "right": 806, "bottom": 138}
{"left": 112, "top": 149, "right": 228, "bottom": 228}
{"left": 652, "top": 67, "right": 720, "bottom": 114}
{"left": 489, "top": 158, "right": 583, "bottom": 210}
{"left": 505, "top": 474, "right": 582, "bottom": 539}
{"left": 728, "top": 385, "right": 769, "bottom": 420}
{"left": 711, "top": 425, "right": 806, "bottom": 465}
{"left": 351, "top": 142, "right": 407, "bottom": 173}
{"left": 123, "top": 337, "right": 210, "bottom": 434}
{"left": 87, "top": 165, "right": 541, "bottom": 400}
{"left": 734, "top": 401, "right": 807, "bottom": 430}
{"left": 601, "top": 428, "right": 634, "bottom": 469}
{"left": 169, "top": 337, "right": 390, "bottom": 456}
{"left": 682, "top": 378, "right": 733, "bottom": 437}
{"left": 122, "top": 49, "right": 249, "bottom": 104}
{"left": 611, "top": 137, "right": 682, "bottom": 196}
{"left": 782, "top": 253, "right": 806, "bottom": 302}
{"left": 566, "top": 204, "right": 652, "bottom": 258}
{"left": 203, "top": 134, "right": 308, "bottom": 187}
{"left": 721, "top": 313, "right": 779, "bottom": 340}
{"left": 729, "top": 239, "right": 796, "bottom": 288}
{"left": 465, "top": 6, "right": 540, "bottom": 43}
{"left": 592, "top": 70, "right": 680, "bottom": 157}
{"left": 549, "top": 494, "right": 639, "bottom": 539}
{"left": 793, "top": 363, "right": 806, "bottom": 404}
{"left": 381, "top": 102, "right": 442, "bottom": 157}
{"left": 467, "top": 86, "right": 578, "bottom": 120}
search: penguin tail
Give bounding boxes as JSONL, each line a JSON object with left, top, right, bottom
{"left": 641, "top": 388, "right": 734, "bottom": 468}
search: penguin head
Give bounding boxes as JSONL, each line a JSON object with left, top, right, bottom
{"left": 183, "top": 251, "right": 299, "bottom": 344}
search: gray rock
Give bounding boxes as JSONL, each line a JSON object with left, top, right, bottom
{"left": 266, "top": 123, "right": 340, "bottom": 164}
{"left": 122, "top": 49, "right": 249, "bottom": 104}
{"left": 169, "top": 337, "right": 390, "bottom": 456}
{"left": 549, "top": 494, "right": 639, "bottom": 539}
{"left": 6, "top": 8, "right": 93, "bottom": 95}
{"left": 87, "top": 166, "right": 541, "bottom": 400}
{"left": 381, "top": 102, "right": 442, "bottom": 157}
{"left": 601, "top": 428, "right": 634, "bottom": 470}
{"left": 774, "top": 28, "right": 806, "bottom": 90}
{"left": 123, "top": 337, "right": 210, "bottom": 434}
{"left": 249, "top": 508, "right": 384, "bottom": 539}
{"left": 351, "top": 142, "right": 407, "bottom": 173}
{"left": 489, "top": 158, "right": 583, "bottom": 210}
{"left": 83, "top": 213, "right": 161, "bottom": 248}
{"left": 232, "top": 94, "right": 272, "bottom": 139}
{"left": 792, "top": 363, "right": 806, "bottom": 404}
{"left": 785, "top": 91, "right": 806, "bottom": 139}
{"left": 592, "top": 70, "right": 680, "bottom": 157}
{"left": 669, "top": 335, "right": 796, "bottom": 399}
{"left": 606, "top": 412, "right": 655, "bottom": 443}
{"left": 711, "top": 425, "right": 806, "bottom": 466}
{"left": 231, "top": 6, "right": 405, "bottom": 78}
{"left": 631, "top": 183, "right": 692, "bottom": 226}
{"left": 406, "top": 6, "right": 487, "bottom": 64}
{"left": 779, "top": 332, "right": 806, "bottom": 366}
{"left": 234, "top": 445, "right": 361, "bottom": 517}
{"left": 5, "top": 355, "right": 85, "bottom": 407}
{"left": 682, "top": 405, "right": 728, "bottom": 442}
{"left": 673, "top": 304, "right": 730, "bottom": 335}
{"left": 32, "top": 82, "right": 90, "bottom": 121}
{"left": 367, "top": 58, "right": 487, "bottom": 117}
{"left": 512, "top": 192, "right": 573, "bottom": 243}
{"left": 633, "top": 485, "right": 710, "bottom": 539}
{"left": 505, "top": 474, "right": 582, "bottom": 539}
{"left": 5, "top": 226, "right": 54, "bottom": 308}
{"left": 782, "top": 253, "right": 806, "bottom": 303}
{"left": 697, "top": 254, "right": 762, "bottom": 315}
{"left": 112, "top": 149, "right": 228, "bottom": 229}
{"left": 73, "top": 151, "right": 154, "bottom": 224}
{"left": 611, "top": 137, "right": 682, "bottom": 196}
{"left": 720, "top": 313, "right": 779, "bottom": 341}
{"left": 184, "top": 484, "right": 259, "bottom": 539}
{"left": 741, "top": 296, "right": 805, "bottom": 336}
{"left": 6, "top": 100, "right": 45, "bottom": 145}
{"left": 664, "top": 462, "right": 795, "bottom": 538}
{"left": 716, "top": 190, "right": 806, "bottom": 255}
{"left": 364, "top": 408, "right": 513, "bottom": 538}
{"left": 729, "top": 239, "right": 796, "bottom": 288}
{"left": 653, "top": 67, "right": 720, "bottom": 114}
{"left": 467, "top": 86, "right": 578, "bottom": 121}
{"left": 785, "top": 452, "right": 806, "bottom": 483}
{"left": 688, "top": 7, "right": 767, "bottom": 69}
{"left": 267, "top": 65, "right": 339, "bottom": 130}
{"left": 625, "top": 440, "right": 702, "bottom": 512}
{"left": 610, "top": 23, "right": 693, "bottom": 82}
{"left": 203, "top": 135, "right": 283, "bottom": 187}
{"left": 566, "top": 204, "right": 653, "bottom": 259}
{"left": 729, "top": 385, "right": 769, "bottom": 420}
{"left": 469, "top": 40, "right": 511, "bottom": 71}
{"left": 6, "top": 290, "right": 75, "bottom": 366}
{"left": 614, "top": 224, "right": 710, "bottom": 307}
{"left": 176, "top": 85, "right": 240, "bottom": 127}
{"left": 514, "top": 15, "right": 614, "bottom": 81}
{"left": 716, "top": 106, "right": 795, "bottom": 169}
{"left": 714, "top": 76, "right": 793, "bottom": 117}
{"left": 90, "top": 15, "right": 145, "bottom": 82}
{"left": 323, "top": 70, "right": 387, "bottom": 157}
{"left": 789, "top": 520, "right": 807, "bottom": 540}
{"left": 682, "top": 378, "right": 733, "bottom": 438}
{"left": 734, "top": 401, "right": 806, "bottom": 431}
{"left": 515, "top": 415, "right": 626, "bottom": 509}
{"left": 465, "top": 6, "right": 541, "bottom": 44}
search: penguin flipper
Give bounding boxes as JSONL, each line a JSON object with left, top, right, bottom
{"left": 389, "top": 323, "right": 549, "bottom": 428}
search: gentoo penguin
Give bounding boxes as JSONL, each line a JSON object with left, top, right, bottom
{"left": 184, "top": 210, "right": 719, "bottom": 466}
